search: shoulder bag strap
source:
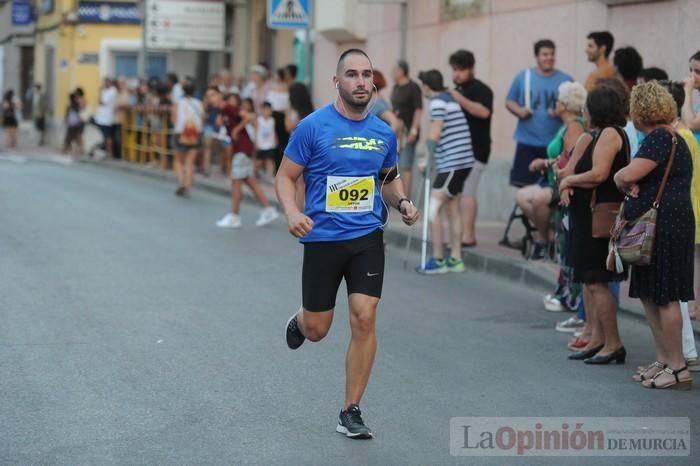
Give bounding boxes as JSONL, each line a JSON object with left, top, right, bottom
{"left": 589, "top": 130, "right": 603, "bottom": 208}
{"left": 524, "top": 68, "right": 531, "bottom": 110}
{"left": 652, "top": 127, "right": 678, "bottom": 208}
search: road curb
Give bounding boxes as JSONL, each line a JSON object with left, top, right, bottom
{"left": 85, "top": 159, "right": 700, "bottom": 336}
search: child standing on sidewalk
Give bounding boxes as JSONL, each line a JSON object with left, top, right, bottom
{"left": 216, "top": 96, "right": 279, "bottom": 229}
{"left": 256, "top": 102, "right": 278, "bottom": 183}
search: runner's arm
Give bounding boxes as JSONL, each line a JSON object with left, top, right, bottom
{"left": 276, "top": 157, "right": 313, "bottom": 237}
{"left": 379, "top": 167, "right": 419, "bottom": 225}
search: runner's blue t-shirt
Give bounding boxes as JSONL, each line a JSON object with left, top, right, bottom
{"left": 285, "top": 104, "right": 398, "bottom": 243}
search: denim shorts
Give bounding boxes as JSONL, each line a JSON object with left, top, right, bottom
{"left": 510, "top": 143, "right": 547, "bottom": 187}
{"left": 398, "top": 141, "right": 417, "bottom": 171}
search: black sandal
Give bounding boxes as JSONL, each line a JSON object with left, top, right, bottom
{"left": 645, "top": 365, "right": 692, "bottom": 390}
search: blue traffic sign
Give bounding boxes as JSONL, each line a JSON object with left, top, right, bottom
{"left": 11, "top": 0, "right": 33, "bottom": 26}
{"left": 267, "top": 0, "right": 310, "bottom": 29}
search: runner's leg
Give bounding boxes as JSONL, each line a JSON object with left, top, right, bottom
{"left": 345, "top": 293, "right": 378, "bottom": 408}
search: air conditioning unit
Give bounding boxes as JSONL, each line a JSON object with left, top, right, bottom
{"left": 316, "top": 0, "right": 367, "bottom": 43}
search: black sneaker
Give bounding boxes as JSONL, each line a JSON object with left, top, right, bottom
{"left": 285, "top": 313, "right": 305, "bottom": 350}
{"left": 530, "top": 241, "right": 547, "bottom": 260}
{"left": 336, "top": 404, "right": 373, "bottom": 439}
{"left": 175, "top": 186, "right": 186, "bottom": 197}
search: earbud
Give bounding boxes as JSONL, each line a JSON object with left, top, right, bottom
{"left": 335, "top": 82, "right": 339, "bottom": 89}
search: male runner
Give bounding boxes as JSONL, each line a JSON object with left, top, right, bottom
{"left": 275, "top": 49, "right": 419, "bottom": 439}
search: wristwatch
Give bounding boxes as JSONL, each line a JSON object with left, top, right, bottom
{"left": 397, "top": 198, "right": 413, "bottom": 212}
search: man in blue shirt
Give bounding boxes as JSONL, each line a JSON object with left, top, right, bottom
{"left": 275, "top": 49, "right": 419, "bottom": 439}
{"left": 506, "top": 39, "right": 573, "bottom": 186}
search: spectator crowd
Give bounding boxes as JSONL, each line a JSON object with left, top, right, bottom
{"left": 3, "top": 30, "right": 700, "bottom": 391}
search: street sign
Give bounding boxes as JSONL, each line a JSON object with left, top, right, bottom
{"left": 267, "top": 0, "right": 310, "bottom": 29}
{"left": 78, "top": 2, "right": 140, "bottom": 24}
{"left": 11, "top": 0, "right": 33, "bottom": 26}
{"left": 145, "top": 0, "right": 225, "bottom": 51}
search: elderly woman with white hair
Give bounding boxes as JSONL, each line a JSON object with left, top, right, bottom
{"left": 516, "top": 81, "right": 587, "bottom": 260}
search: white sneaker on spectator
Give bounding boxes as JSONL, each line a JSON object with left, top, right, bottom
{"left": 256, "top": 207, "right": 279, "bottom": 226}
{"left": 543, "top": 294, "right": 565, "bottom": 312}
{"left": 216, "top": 213, "right": 241, "bottom": 228}
{"left": 555, "top": 316, "right": 585, "bottom": 333}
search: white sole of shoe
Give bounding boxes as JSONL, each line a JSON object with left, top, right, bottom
{"left": 544, "top": 304, "right": 565, "bottom": 312}
{"left": 336, "top": 424, "right": 373, "bottom": 439}
{"left": 555, "top": 326, "right": 581, "bottom": 333}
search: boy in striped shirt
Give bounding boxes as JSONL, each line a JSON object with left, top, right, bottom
{"left": 418, "top": 69, "right": 475, "bottom": 274}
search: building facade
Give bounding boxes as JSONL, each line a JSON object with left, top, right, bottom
{"left": 311, "top": 0, "right": 700, "bottom": 218}
{"left": 29, "top": 0, "right": 301, "bottom": 145}
{"left": 1, "top": 0, "right": 36, "bottom": 118}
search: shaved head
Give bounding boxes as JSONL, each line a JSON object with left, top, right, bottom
{"left": 336, "top": 48, "right": 372, "bottom": 75}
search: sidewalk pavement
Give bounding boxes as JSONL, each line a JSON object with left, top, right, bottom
{"left": 5, "top": 143, "right": 699, "bottom": 335}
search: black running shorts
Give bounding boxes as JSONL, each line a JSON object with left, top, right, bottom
{"left": 432, "top": 168, "right": 471, "bottom": 196}
{"left": 302, "top": 229, "right": 384, "bottom": 312}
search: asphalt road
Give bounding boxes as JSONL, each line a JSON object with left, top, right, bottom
{"left": 1, "top": 155, "right": 699, "bottom": 466}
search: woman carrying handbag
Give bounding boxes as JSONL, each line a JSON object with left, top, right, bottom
{"left": 558, "top": 81, "right": 630, "bottom": 365}
{"left": 614, "top": 81, "right": 694, "bottom": 390}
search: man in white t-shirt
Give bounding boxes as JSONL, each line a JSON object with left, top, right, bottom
{"left": 167, "top": 73, "right": 184, "bottom": 102}
{"left": 94, "top": 77, "right": 118, "bottom": 158}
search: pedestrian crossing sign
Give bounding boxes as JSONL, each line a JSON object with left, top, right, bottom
{"left": 267, "top": 0, "right": 311, "bottom": 29}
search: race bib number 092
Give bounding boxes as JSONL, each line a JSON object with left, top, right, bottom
{"left": 326, "top": 176, "right": 375, "bottom": 213}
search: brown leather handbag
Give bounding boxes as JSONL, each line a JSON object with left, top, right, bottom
{"left": 591, "top": 192, "right": 622, "bottom": 239}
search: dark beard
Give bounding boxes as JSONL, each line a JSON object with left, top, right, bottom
{"left": 339, "top": 88, "right": 371, "bottom": 113}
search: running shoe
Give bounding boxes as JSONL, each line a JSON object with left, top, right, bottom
{"left": 530, "top": 241, "right": 548, "bottom": 260}
{"left": 446, "top": 257, "right": 465, "bottom": 273}
{"left": 417, "top": 257, "right": 448, "bottom": 274}
{"left": 285, "top": 312, "right": 305, "bottom": 350}
{"left": 256, "top": 207, "right": 279, "bottom": 226}
{"left": 543, "top": 294, "right": 565, "bottom": 312}
{"left": 336, "top": 404, "right": 373, "bottom": 439}
{"left": 216, "top": 213, "right": 241, "bottom": 228}
{"left": 555, "top": 316, "right": 585, "bottom": 333}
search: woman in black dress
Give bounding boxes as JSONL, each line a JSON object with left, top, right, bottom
{"left": 615, "top": 81, "right": 694, "bottom": 390}
{"left": 559, "top": 83, "right": 629, "bottom": 365}
{"left": 2, "top": 90, "right": 19, "bottom": 148}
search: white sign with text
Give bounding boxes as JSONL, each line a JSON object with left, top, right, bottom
{"left": 145, "top": 0, "right": 224, "bottom": 51}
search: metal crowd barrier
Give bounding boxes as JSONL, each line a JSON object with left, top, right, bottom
{"left": 120, "top": 105, "right": 174, "bottom": 170}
